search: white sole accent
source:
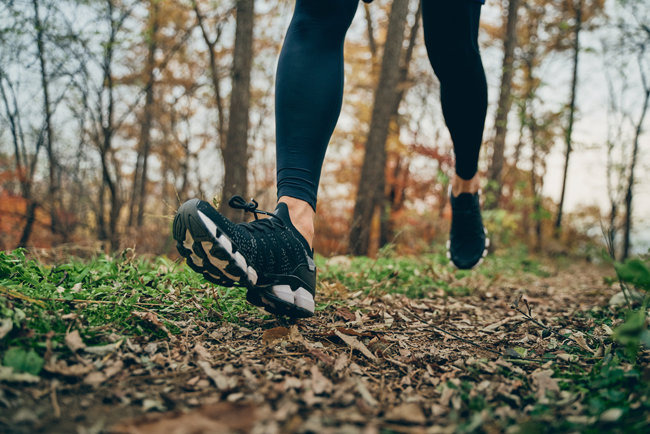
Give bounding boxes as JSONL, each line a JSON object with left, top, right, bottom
{"left": 218, "top": 234, "right": 233, "bottom": 254}
{"left": 198, "top": 210, "right": 251, "bottom": 284}
{"left": 294, "top": 287, "right": 315, "bottom": 313}
{"left": 268, "top": 285, "right": 315, "bottom": 314}
{"left": 272, "top": 285, "right": 293, "bottom": 304}
{"left": 247, "top": 267, "right": 258, "bottom": 285}
{"left": 198, "top": 210, "right": 218, "bottom": 237}
{"left": 233, "top": 251, "right": 247, "bottom": 271}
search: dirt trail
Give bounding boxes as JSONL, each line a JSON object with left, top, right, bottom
{"left": 1, "top": 262, "right": 618, "bottom": 433}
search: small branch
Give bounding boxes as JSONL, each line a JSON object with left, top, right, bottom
{"left": 511, "top": 297, "right": 599, "bottom": 347}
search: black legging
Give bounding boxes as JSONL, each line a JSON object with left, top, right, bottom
{"left": 275, "top": 0, "right": 487, "bottom": 210}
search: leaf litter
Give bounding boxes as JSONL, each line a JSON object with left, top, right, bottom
{"left": 1, "top": 252, "right": 648, "bottom": 433}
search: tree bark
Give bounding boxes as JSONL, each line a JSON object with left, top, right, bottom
{"left": 486, "top": 0, "right": 520, "bottom": 209}
{"left": 130, "top": 0, "right": 159, "bottom": 227}
{"left": 379, "top": 1, "right": 422, "bottom": 249}
{"left": 555, "top": 0, "right": 583, "bottom": 234}
{"left": 349, "top": 0, "right": 410, "bottom": 256}
{"left": 622, "top": 50, "right": 649, "bottom": 260}
{"left": 32, "top": 0, "right": 60, "bottom": 237}
{"left": 220, "top": 0, "right": 254, "bottom": 222}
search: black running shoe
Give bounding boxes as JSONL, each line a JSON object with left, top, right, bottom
{"left": 172, "top": 196, "right": 316, "bottom": 318}
{"left": 447, "top": 189, "right": 489, "bottom": 269}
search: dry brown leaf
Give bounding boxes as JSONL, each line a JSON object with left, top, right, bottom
{"left": 132, "top": 311, "right": 172, "bottom": 338}
{"left": 531, "top": 369, "right": 560, "bottom": 404}
{"left": 334, "top": 353, "right": 348, "bottom": 372}
{"left": 65, "top": 330, "right": 85, "bottom": 352}
{"left": 193, "top": 342, "right": 213, "bottom": 362}
{"left": 335, "top": 329, "right": 376, "bottom": 361}
{"left": 83, "top": 371, "right": 106, "bottom": 387}
{"left": 261, "top": 326, "right": 290, "bottom": 344}
{"left": 197, "top": 360, "right": 235, "bottom": 391}
{"left": 44, "top": 359, "right": 93, "bottom": 377}
{"left": 384, "top": 402, "right": 426, "bottom": 425}
{"left": 310, "top": 365, "right": 332, "bottom": 395}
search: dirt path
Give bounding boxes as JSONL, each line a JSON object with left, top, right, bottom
{"left": 0, "top": 262, "right": 628, "bottom": 433}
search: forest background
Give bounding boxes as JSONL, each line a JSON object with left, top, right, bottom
{"left": 1, "top": 0, "right": 649, "bottom": 261}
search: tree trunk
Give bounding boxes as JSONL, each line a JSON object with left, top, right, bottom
{"left": 555, "top": 0, "right": 583, "bottom": 234}
{"left": 379, "top": 1, "right": 422, "bottom": 249}
{"left": 32, "top": 0, "right": 60, "bottom": 237}
{"left": 349, "top": 0, "right": 410, "bottom": 256}
{"left": 220, "top": 0, "right": 254, "bottom": 222}
{"left": 486, "top": 0, "right": 520, "bottom": 209}
{"left": 134, "top": 0, "right": 159, "bottom": 227}
{"left": 622, "top": 53, "right": 649, "bottom": 260}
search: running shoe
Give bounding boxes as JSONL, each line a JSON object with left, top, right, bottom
{"left": 172, "top": 196, "right": 316, "bottom": 318}
{"left": 446, "top": 188, "right": 489, "bottom": 269}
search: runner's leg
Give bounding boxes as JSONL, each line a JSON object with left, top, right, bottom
{"left": 422, "top": 0, "right": 487, "bottom": 187}
{"left": 275, "top": 0, "right": 358, "bottom": 246}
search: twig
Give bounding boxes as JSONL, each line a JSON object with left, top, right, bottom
{"left": 511, "top": 302, "right": 599, "bottom": 347}
{"left": 407, "top": 310, "right": 504, "bottom": 357}
{"left": 50, "top": 381, "right": 61, "bottom": 419}
{"left": 408, "top": 309, "right": 552, "bottom": 363}
{"left": 36, "top": 297, "right": 162, "bottom": 307}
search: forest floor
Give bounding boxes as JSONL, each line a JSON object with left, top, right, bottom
{"left": 0, "top": 246, "right": 649, "bottom": 433}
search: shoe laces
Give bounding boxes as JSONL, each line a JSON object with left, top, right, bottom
{"left": 228, "top": 195, "right": 284, "bottom": 234}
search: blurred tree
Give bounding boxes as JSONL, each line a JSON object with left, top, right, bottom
{"left": 220, "top": 0, "right": 254, "bottom": 222}
{"left": 486, "top": 0, "right": 521, "bottom": 209}
{"left": 349, "top": 0, "right": 410, "bottom": 256}
{"left": 555, "top": 0, "right": 606, "bottom": 235}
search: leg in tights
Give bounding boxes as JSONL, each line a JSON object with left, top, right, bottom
{"left": 422, "top": 0, "right": 487, "bottom": 181}
{"left": 275, "top": 0, "right": 358, "bottom": 210}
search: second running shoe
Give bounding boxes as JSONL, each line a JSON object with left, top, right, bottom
{"left": 173, "top": 196, "right": 316, "bottom": 318}
{"left": 447, "top": 189, "right": 489, "bottom": 269}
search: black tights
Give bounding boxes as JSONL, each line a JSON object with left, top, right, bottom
{"left": 275, "top": 0, "right": 487, "bottom": 210}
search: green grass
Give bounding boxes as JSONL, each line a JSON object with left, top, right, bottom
{"left": 316, "top": 244, "right": 551, "bottom": 298}
{"left": 0, "top": 249, "right": 259, "bottom": 357}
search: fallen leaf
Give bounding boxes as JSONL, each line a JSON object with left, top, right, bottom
{"left": 531, "top": 369, "right": 559, "bottom": 404}
{"left": 600, "top": 407, "right": 623, "bottom": 422}
{"left": 571, "top": 332, "right": 594, "bottom": 354}
{"left": 110, "top": 402, "right": 258, "bottom": 433}
{"left": 132, "top": 311, "right": 172, "bottom": 338}
{"left": 384, "top": 403, "right": 426, "bottom": 425}
{"left": 65, "top": 330, "right": 86, "bottom": 352}
{"left": 0, "top": 366, "right": 40, "bottom": 383}
{"left": 193, "top": 342, "right": 213, "bottom": 362}
{"left": 310, "top": 365, "right": 332, "bottom": 395}
{"left": 355, "top": 378, "right": 377, "bottom": 407}
{"left": 334, "top": 353, "right": 349, "bottom": 372}
{"left": 197, "top": 360, "right": 234, "bottom": 391}
{"left": 83, "top": 371, "right": 106, "bottom": 386}
{"left": 0, "top": 318, "right": 12, "bottom": 339}
{"left": 335, "top": 330, "right": 376, "bottom": 361}
{"left": 44, "top": 359, "right": 93, "bottom": 377}
{"left": 261, "top": 326, "right": 290, "bottom": 344}
{"left": 84, "top": 342, "right": 121, "bottom": 356}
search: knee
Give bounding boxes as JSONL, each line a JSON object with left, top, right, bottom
{"left": 291, "top": 0, "right": 358, "bottom": 40}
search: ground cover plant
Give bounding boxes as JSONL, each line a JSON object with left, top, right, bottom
{"left": 0, "top": 247, "right": 648, "bottom": 433}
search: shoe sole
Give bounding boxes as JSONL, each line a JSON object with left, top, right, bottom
{"left": 173, "top": 199, "right": 315, "bottom": 318}
{"left": 446, "top": 228, "right": 490, "bottom": 270}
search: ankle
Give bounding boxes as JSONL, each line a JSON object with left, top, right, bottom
{"left": 451, "top": 173, "right": 480, "bottom": 197}
{"left": 278, "top": 196, "right": 315, "bottom": 248}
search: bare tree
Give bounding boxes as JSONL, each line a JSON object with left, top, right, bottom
{"left": 349, "top": 0, "right": 410, "bottom": 256}
{"left": 220, "top": 0, "right": 255, "bottom": 222}
{"left": 486, "top": 0, "right": 520, "bottom": 209}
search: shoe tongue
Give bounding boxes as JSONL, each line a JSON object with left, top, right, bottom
{"left": 274, "top": 202, "right": 312, "bottom": 254}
